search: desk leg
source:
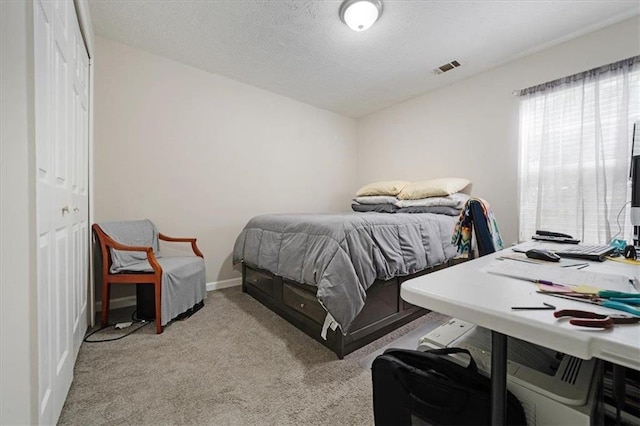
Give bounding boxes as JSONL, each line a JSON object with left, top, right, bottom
{"left": 491, "top": 331, "right": 507, "bottom": 425}
{"left": 612, "top": 364, "right": 626, "bottom": 423}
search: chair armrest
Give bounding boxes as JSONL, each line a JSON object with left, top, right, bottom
{"left": 159, "top": 233, "right": 204, "bottom": 258}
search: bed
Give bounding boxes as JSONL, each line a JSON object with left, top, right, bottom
{"left": 232, "top": 211, "right": 462, "bottom": 358}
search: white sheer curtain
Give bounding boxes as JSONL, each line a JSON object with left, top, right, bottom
{"left": 518, "top": 57, "right": 640, "bottom": 244}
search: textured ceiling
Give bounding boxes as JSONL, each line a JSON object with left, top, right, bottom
{"left": 89, "top": 1, "right": 640, "bottom": 118}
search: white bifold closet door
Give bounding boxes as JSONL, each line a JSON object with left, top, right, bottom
{"left": 34, "top": 0, "right": 90, "bottom": 423}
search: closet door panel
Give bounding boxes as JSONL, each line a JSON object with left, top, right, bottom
{"left": 36, "top": 234, "right": 53, "bottom": 423}
{"left": 34, "top": 1, "right": 56, "bottom": 422}
{"left": 34, "top": 0, "right": 90, "bottom": 423}
{"left": 70, "top": 6, "right": 89, "bottom": 356}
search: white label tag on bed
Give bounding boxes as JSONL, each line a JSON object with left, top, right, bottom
{"left": 321, "top": 313, "right": 338, "bottom": 340}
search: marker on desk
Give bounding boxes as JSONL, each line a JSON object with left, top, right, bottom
{"left": 537, "top": 280, "right": 574, "bottom": 289}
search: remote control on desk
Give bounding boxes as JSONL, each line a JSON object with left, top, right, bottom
{"left": 533, "top": 230, "right": 580, "bottom": 244}
{"left": 535, "top": 230, "right": 574, "bottom": 238}
{"left": 531, "top": 235, "right": 581, "bottom": 244}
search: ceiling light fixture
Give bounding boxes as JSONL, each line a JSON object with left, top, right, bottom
{"left": 339, "top": 0, "right": 382, "bottom": 32}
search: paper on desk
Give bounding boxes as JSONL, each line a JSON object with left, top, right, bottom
{"left": 483, "top": 260, "right": 636, "bottom": 292}
{"left": 497, "top": 252, "right": 588, "bottom": 267}
{"left": 511, "top": 241, "right": 582, "bottom": 253}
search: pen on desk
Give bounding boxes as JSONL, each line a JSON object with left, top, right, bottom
{"left": 511, "top": 303, "right": 556, "bottom": 310}
{"left": 560, "top": 262, "right": 589, "bottom": 269}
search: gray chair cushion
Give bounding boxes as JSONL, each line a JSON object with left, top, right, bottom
{"left": 120, "top": 256, "right": 204, "bottom": 275}
{"left": 99, "top": 219, "right": 159, "bottom": 273}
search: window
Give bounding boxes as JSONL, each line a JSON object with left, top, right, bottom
{"left": 518, "top": 57, "right": 640, "bottom": 244}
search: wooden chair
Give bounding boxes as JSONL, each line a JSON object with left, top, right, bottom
{"left": 92, "top": 222, "right": 204, "bottom": 334}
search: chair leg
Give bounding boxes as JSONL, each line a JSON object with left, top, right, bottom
{"left": 101, "top": 281, "right": 111, "bottom": 327}
{"left": 154, "top": 282, "right": 163, "bottom": 334}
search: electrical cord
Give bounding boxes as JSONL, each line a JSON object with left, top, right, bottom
{"left": 131, "top": 310, "right": 147, "bottom": 323}
{"left": 83, "top": 320, "right": 151, "bottom": 343}
{"left": 610, "top": 201, "right": 631, "bottom": 244}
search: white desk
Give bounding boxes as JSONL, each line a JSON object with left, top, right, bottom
{"left": 401, "top": 249, "right": 640, "bottom": 424}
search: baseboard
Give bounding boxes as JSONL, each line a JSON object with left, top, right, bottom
{"left": 206, "top": 277, "right": 242, "bottom": 291}
{"left": 95, "top": 278, "right": 242, "bottom": 311}
{"left": 95, "top": 295, "right": 136, "bottom": 311}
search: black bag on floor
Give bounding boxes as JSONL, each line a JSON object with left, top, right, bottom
{"left": 371, "top": 348, "right": 526, "bottom": 426}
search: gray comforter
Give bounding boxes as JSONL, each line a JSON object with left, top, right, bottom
{"left": 233, "top": 212, "right": 458, "bottom": 333}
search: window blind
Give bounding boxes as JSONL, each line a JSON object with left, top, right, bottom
{"left": 518, "top": 59, "right": 640, "bottom": 244}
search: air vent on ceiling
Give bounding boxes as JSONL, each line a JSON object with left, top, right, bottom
{"left": 433, "top": 60, "right": 461, "bottom": 75}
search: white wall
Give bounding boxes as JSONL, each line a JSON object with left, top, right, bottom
{"left": 93, "top": 16, "right": 639, "bottom": 294}
{"left": 0, "top": 1, "right": 37, "bottom": 423}
{"left": 93, "top": 37, "right": 358, "bottom": 294}
{"left": 357, "top": 16, "right": 640, "bottom": 246}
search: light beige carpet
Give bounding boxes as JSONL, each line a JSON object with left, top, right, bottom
{"left": 59, "top": 286, "right": 449, "bottom": 425}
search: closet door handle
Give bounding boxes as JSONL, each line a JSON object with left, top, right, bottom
{"left": 62, "top": 205, "right": 70, "bottom": 215}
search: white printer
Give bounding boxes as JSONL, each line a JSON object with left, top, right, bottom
{"left": 418, "top": 318, "right": 603, "bottom": 426}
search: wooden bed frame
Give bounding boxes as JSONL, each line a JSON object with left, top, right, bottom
{"left": 241, "top": 259, "right": 462, "bottom": 359}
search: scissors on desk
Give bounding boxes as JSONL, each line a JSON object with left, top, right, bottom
{"left": 596, "top": 290, "right": 640, "bottom": 303}
{"left": 540, "top": 292, "right": 640, "bottom": 317}
{"left": 554, "top": 309, "right": 640, "bottom": 329}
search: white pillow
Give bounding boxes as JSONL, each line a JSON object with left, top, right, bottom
{"left": 398, "top": 178, "right": 471, "bottom": 200}
{"left": 356, "top": 180, "right": 410, "bottom": 197}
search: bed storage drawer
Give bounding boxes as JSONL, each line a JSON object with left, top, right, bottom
{"left": 402, "top": 300, "right": 418, "bottom": 311}
{"left": 282, "top": 282, "right": 325, "bottom": 324}
{"left": 245, "top": 268, "right": 275, "bottom": 297}
{"left": 349, "top": 279, "right": 398, "bottom": 332}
